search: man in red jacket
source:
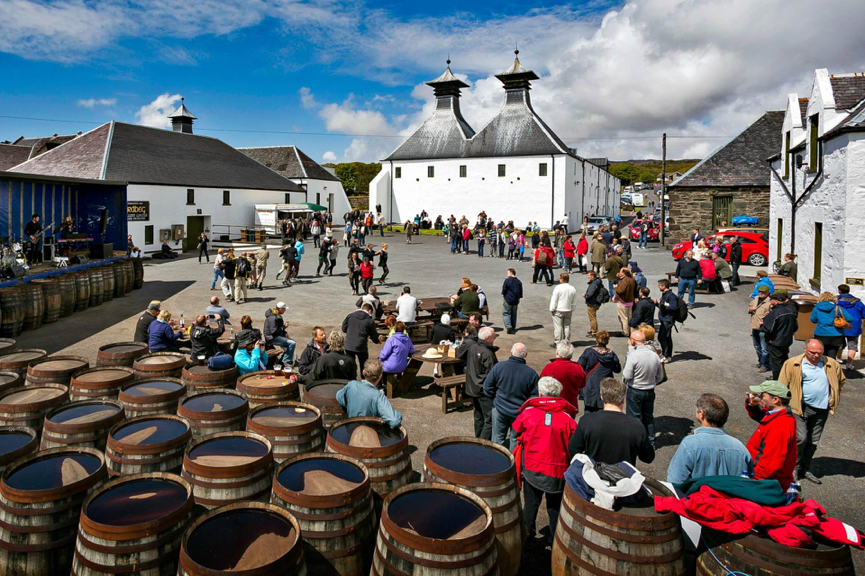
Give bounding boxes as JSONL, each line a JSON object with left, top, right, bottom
{"left": 512, "top": 376, "right": 577, "bottom": 547}
{"left": 745, "top": 380, "right": 798, "bottom": 489}
{"left": 539, "top": 341, "right": 585, "bottom": 412}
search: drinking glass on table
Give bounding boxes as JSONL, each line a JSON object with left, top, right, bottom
{"left": 274, "top": 364, "right": 283, "bottom": 376}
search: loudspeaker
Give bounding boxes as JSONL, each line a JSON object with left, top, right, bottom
{"left": 99, "top": 209, "right": 108, "bottom": 236}
{"left": 71, "top": 255, "right": 89, "bottom": 265}
{"left": 89, "top": 243, "right": 113, "bottom": 260}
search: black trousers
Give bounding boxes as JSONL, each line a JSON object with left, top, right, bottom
{"left": 523, "top": 482, "right": 563, "bottom": 544}
{"left": 379, "top": 265, "right": 389, "bottom": 283}
{"left": 346, "top": 349, "right": 368, "bottom": 378}
{"left": 316, "top": 258, "right": 328, "bottom": 275}
{"left": 198, "top": 245, "right": 209, "bottom": 262}
{"left": 768, "top": 344, "right": 789, "bottom": 380}
{"left": 796, "top": 404, "right": 829, "bottom": 477}
{"left": 471, "top": 395, "right": 493, "bottom": 441}
{"left": 532, "top": 264, "right": 553, "bottom": 284}
{"left": 658, "top": 320, "right": 673, "bottom": 358}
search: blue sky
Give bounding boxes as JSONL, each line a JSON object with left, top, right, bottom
{"left": 2, "top": 0, "right": 864, "bottom": 163}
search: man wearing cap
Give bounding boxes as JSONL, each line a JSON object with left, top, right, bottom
{"left": 341, "top": 303, "right": 383, "bottom": 378}
{"left": 778, "top": 339, "right": 846, "bottom": 485}
{"left": 264, "top": 303, "right": 296, "bottom": 366}
{"left": 748, "top": 285, "right": 772, "bottom": 373}
{"left": 134, "top": 301, "right": 161, "bottom": 343}
{"left": 761, "top": 291, "right": 798, "bottom": 379}
{"left": 744, "top": 380, "right": 798, "bottom": 488}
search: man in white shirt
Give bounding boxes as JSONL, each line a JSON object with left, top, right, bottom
{"left": 395, "top": 286, "right": 418, "bottom": 325}
{"left": 549, "top": 273, "right": 578, "bottom": 344}
{"left": 562, "top": 213, "right": 570, "bottom": 234}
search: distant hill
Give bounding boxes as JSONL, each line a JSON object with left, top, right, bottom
{"left": 608, "top": 159, "right": 700, "bottom": 186}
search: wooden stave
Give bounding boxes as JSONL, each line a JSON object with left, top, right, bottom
{"left": 0, "top": 447, "right": 107, "bottom": 576}
{"left": 0, "top": 371, "right": 24, "bottom": 395}
{"left": 69, "top": 366, "right": 135, "bottom": 401}
{"left": 551, "top": 479, "right": 685, "bottom": 576}
{"left": 96, "top": 342, "right": 149, "bottom": 368}
{"left": 72, "top": 472, "right": 195, "bottom": 576}
{"left": 73, "top": 273, "right": 90, "bottom": 313}
{"left": 99, "top": 267, "right": 114, "bottom": 303}
{"left": 0, "top": 288, "right": 24, "bottom": 338}
{"left": 0, "top": 383, "right": 70, "bottom": 437}
{"left": 30, "top": 279, "right": 61, "bottom": 325}
{"left": 131, "top": 259, "right": 143, "bottom": 290}
{"left": 57, "top": 275, "right": 76, "bottom": 318}
{"left": 0, "top": 349, "right": 47, "bottom": 377}
{"left": 246, "top": 402, "right": 325, "bottom": 463}
{"left": 180, "top": 363, "right": 240, "bottom": 396}
{"left": 180, "top": 431, "right": 274, "bottom": 510}
{"left": 133, "top": 353, "right": 187, "bottom": 381}
{"left": 25, "top": 355, "right": 90, "bottom": 387}
{"left": 18, "top": 284, "right": 44, "bottom": 333}
{"left": 271, "top": 452, "right": 376, "bottom": 576}
{"left": 0, "top": 426, "right": 38, "bottom": 476}
{"left": 87, "top": 268, "right": 104, "bottom": 308}
{"left": 177, "top": 390, "right": 249, "bottom": 440}
{"left": 237, "top": 371, "right": 301, "bottom": 409}
{"left": 117, "top": 378, "right": 186, "bottom": 419}
{"left": 423, "top": 436, "right": 523, "bottom": 576}
{"left": 105, "top": 415, "right": 192, "bottom": 478}
{"left": 177, "top": 502, "right": 306, "bottom": 576}
{"left": 40, "top": 399, "right": 126, "bottom": 451}
{"left": 121, "top": 261, "right": 134, "bottom": 294}
{"left": 112, "top": 262, "right": 127, "bottom": 298}
{"left": 303, "top": 380, "right": 349, "bottom": 430}
{"left": 371, "top": 482, "right": 498, "bottom": 576}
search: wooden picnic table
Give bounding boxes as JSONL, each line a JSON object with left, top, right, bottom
{"left": 381, "top": 297, "right": 453, "bottom": 317}
{"left": 176, "top": 323, "right": 234, "bottom": 353}
{"left": 389, "top": 343, "right": 462, "bottom": 397}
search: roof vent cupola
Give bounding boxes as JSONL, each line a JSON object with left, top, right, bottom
{"left": 168, "top": 97, "right": 197, "bottom": 134}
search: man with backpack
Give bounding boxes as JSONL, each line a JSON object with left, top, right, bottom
{"left": 583, "top": 271, "right": 608, "bottom": 337}
{"left": 655, "top": 279, "right": 679, "bottom": 362}
{"left": 233, "top": 253, "right": 251, "bottom": 304}
{"left": 278, "top": 243, "right": 298, "bottom": 286}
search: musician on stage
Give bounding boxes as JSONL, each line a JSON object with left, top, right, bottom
{"left": 60, "top": 216, "right": 74, "bottom": 239}
{"left": 24, "top": 214, "right": 43, "bottom": 264}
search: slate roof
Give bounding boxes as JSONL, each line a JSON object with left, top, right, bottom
{"left": 11, "top": 133, "right": 80, "bottom": 159}
{"left": 670, "top": 111, "right": 784, "bottom": 188}
{"left": 821, "top": 97, "right": 865, "bottom": 140}
{"left": 239, "top": 146, "right": 340, "bottom": 182}
{"left": 586, "top": 158, "right": 609, "bottom": 168}
{"left": 9, "top": 121, "right": 303, "bottom": 192}
{"left": 829, "top": 74, "right": 865, "bottom": 111}
{"left": 0, "top": 144, "right": 32, "bottom": 171}
{"left": 798, "top": 98, "right": 809, "bottom": 124}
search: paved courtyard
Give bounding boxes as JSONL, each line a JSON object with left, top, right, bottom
{"left": 17, "top": 231, "right": 864, "bottom": 573}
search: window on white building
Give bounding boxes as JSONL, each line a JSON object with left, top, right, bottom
{"left": 812, "top": 222, "right": 822, "bottom": 289}
{"left": 776, "top": 219, "right": 783, "bottom": 262}
{"left": 427, "top": 166, "right": 434, "bottom": 178}
{"left": 498, "top": 164, "right": 506, "bottom": 177}
{"left": 186, "top": 189, "right": 194, "bottom": 205}
{"left": 144, "top": 225, "right": 154, "bottom": 245}
{"left": 459, "top": 165, "right": 467, "bottom": 178}
{"left": 395, "top": 167, "right": 401, "bottom": 178}
{"left": 539, "top": 163, "right": 548, "bottom": 177}
{"left": 285, "top": 193, "right": 291, "bottom": 203}
{"left": 808, "top": 115, "right": 819, "bottom": 173}
{"left": 783, "top": 132, "right": 791, "bottom": 179}
{"left": 223, "top": 190, "right": 231, "bottom": 206}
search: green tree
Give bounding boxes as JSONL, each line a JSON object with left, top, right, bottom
{"left": 334, "top": 164, "right": 359, "bottom": 194}
{"left": 609, "top": 163, "right": 641, "bottom": 185}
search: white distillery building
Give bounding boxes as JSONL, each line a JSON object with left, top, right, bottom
{"left": 369, "top": 53, "right": 621, "bottom": 228}
{"left": 769, "top": 69, "right": 865, "bottom": 296}
{"left": 9, "top": 102, "right": 306, "bottom": 254}
{"left": 238, "top": 145, "right": 351, "bottom": 224}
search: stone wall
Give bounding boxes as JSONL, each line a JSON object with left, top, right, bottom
{"left": 667, "top": 185, "right": 769, "bottom": 243}
{"left": 347, "top": 195, "right": 369, "bottom": 211}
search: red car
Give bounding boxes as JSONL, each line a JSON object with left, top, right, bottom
{"left": 629, "top": 221, "right": 660, "bottom": 242}
{"left": 671, "top": 231, "right": 768, "bottom": 266}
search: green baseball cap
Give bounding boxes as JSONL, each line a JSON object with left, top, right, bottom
{"left": 757, "top": 285, "right": 770, "bottom": 293}
{"left": 749, "top": 380, "right": 791, "bottom": 398}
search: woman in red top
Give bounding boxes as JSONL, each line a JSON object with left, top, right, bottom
{"left": 563, "top": 235, "right": 577, "bottom": 272}
{"left": 532, "top": 240, "right": 556, "bottom": 285}
{"left": 512, "top": 376, "right": 577, "bottom": 546}
{"left": 360, "top": 257, "right": 376, "bottom": 294}
{"left": 576, "top": 233, "right": 589, "bottom": 273}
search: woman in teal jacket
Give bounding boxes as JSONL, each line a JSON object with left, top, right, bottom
{"left": 235, "top": 339, "right": 268, "bottom": 375}
{"left": 811, "top": 292, "right": 852, "bottom": 360}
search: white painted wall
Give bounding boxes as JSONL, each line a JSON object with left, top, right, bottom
{"left": 842, "top": 132, "right": 865, "bottom": 299}
{"left": 127, "top": 184, "right": 305, "bottom": 252}
{"left": 291, "top": 178, "right": 351, "bottom": 225}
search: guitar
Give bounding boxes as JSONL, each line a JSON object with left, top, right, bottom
{"left": 27, "top": 225, "right": 52, "bottom": 245}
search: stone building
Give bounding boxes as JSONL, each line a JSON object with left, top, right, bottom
{"left": 667, "top": 111, "right": 784, "bottom": 241}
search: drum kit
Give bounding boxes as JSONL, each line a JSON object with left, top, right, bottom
{"left": 0, "top": 239, "right": 30, "bottom": 279}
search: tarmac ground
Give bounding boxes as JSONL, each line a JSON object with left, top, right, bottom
{"left": 18, "top": 228, "right": 864, "bottom": 574}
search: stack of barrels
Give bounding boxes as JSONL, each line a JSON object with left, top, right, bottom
{"left": 0, "top": 257, "right": 143, "bottom": 339}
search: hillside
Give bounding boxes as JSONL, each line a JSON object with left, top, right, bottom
{"left": 609, "top": 159, "right": 700, "bottom": 186}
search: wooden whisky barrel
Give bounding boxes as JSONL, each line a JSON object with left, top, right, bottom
{"left": 0, "top": 447, "right": 107, "bottom": 576}
{"left": 31, "top": 279, "right": 60, "bottom": 324}
{"left": 237, "top": 371, "right": 300, "bottom": 408}
{"left": 99, "top": 266, "right": 114, "bottom": 303}
{"left": 96, "top": 341, "right": 149, "bottom": 367}
{"left": 551, "top": 478, "right": 685, "bottom": 576}
{"left": 19, "top": 283, "right": 44, "bottom": 332}
{"left": 372, "top": 483, "right": 498, "bottom": 576}
{"left": 0, "top": 338, "right": 15, "bottom": 355}
{"left": 271, "top": 453, "right": 375, "bottom": 576}
{"left": 326, "top": 417, "right": 413, "bottom": 513}
{"left": 105, "top": 415, "right": 191, "bottom": 477}
{"left": 87, "top": 267, "right": 104, "bottom": 307}
{"left": 424, "top": 437, "right": 522, "bottom": 576}
{"left": 177, "top": 390, "right": 248, "bottom": 439}
{"left": 72, "top": 472, "right": 195, "bottom": 576}
{"left": 25, "top": 355, "right": 89, "bottom": 386}
{"left": 0, "top": 384, "right": 69, "bottom": 436}
{"left": 131, "top": 258, "right": 144, "bottom": 289}
{"left": 133, "top": 352, "right": 186, "bottom": 380}
{"left": 112, "top": 262, "right": 127, "bottom": 297}
{"left": 177, "top": 502, "right": 306, "bottom": 576}
{"left": 69, "top": 366, "right": 134, "bottom": 401}
{"left": 181, "top": 431, "right": 273, "bottom": 510}
{"left": 696, "top": 527, "right": 855, "bottom": 576}
{"left": 0, "top": 287, "right": 24, "bottom": 337}
{"left": 117, "top": 378, "right": 185, "bottom": 418}
{"left": 0, "top": 427, "right": 38, "bottom": 475}
{"left": 247, "top": 402, "right": 325, "bottom": 463}
{"left": 0, "top": 349, "right": 47, "bottom": 376}
{"left": 181, "top": 363, "right": 239, "bottom": 394}
{"left": 121, "top": 260, "right": 134, "bottom": 294}
{"left": 40, "top": 399, "right": 125, "bottom": 450}
{"left": 303, "top": 380, "right": 348, "bottom": 429}
{"left": 57, "top": 274, "right": 76, "bottom": 317}
{"left": 0, "top": 371, "right": 24, "bottom": 394}
{"left": 73, "top": 273, "right": 90, "bottom": 312}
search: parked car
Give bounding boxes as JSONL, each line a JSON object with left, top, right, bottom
{"left": 629, "top": 221, "right": 660, "bottom": 242}
{"left": 585, "top": 216, "right": 610, "bottom": 234}
{"left": 671, "top": 230, "right": 768, "bottom": 266}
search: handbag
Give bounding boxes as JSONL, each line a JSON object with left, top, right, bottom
{"left": 834, "top": 305, "right": 851, "bottom": 330}
{"left": 537, "top": 250, "right": 548, "bottom": 265}
{"left": 721, "top": 280, "right": 731, "bottom": 293}
{"left": 196, "top": 242, "right": 202, "bottom": 250}
{"left": 207, "top": 352, "right": 234, "bottom": 370}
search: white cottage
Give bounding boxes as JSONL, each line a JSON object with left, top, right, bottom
{"left": 769, "top": 69, "right": 865, "bottom": 296}
{"left": 369, "top": 53, "right": 621, "bottom": 228}
{"left": 9, "top": 102, "right": 306, "bottom": 254}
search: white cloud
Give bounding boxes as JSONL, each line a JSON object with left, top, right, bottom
{"left": 77, "top": 97, "right": 117, "bottom": 108}
{"left": 299, "top": 87, "right": 317, "bottom": 110}
{"left": 135, "top": 93, "right": 182, "bottom": 129}
{"left": 322, "top": 151, "right": 337, "bottom": 162}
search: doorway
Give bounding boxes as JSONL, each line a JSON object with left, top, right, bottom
{"left": 185, "top": 216, "right": 205, "bottom": 251}
{"left": 712, "top": 196, "right": 733, "bottom": 229}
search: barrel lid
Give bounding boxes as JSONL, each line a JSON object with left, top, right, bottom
{"left": 187, "top": 435, "right": 269, "bottom": 467}
{"left": 387, "top": 486, "right": 489, "bottom": 540}
{"left": 427, "top": 439, "right": 512, "bottom": 477}
{"left": 138, "top": 353, "right": 185, "bottom": 365}
{"left": 180, "top": 392, "right": 246, "bottom": 413}
{"left": 304, "top": 382, "right": 344, "bottom": 397}
{"left": 85, "top": 476, "right": 190, "bottom": 528}
{"left": 2, "top": 449, "right": 104, "bottom": 493}
{"left": 29, "top": 356, "right": 88, "bottom": 372}
{"left": 99, "top": 342, "right": 147, "bottom": 354}
{"left": 0, "top": 338, "right": 15, "bottom": 352}
{"left": 110, "top": 417, "right": 189, "bottom": 446}
{"left": 0, "top": 350, "right": 47, "bottom": 364}
{"left": 46, "top": 401, "right": 122, "bottom": 425}
{"left": 74, "top": 367, "right": 134, "bottom": 382}
{"left": 120, "top": 379, "right": 184, "bottom": 397}
{"left": 329, "top": 419, "right": 404, "bottom": 448}
{"left": 1, "top": 386, "right": 66, "bottom": 405}
{"left": 184, "top": 364, "right": 237, "bottom": 375}
{"left": 250, "top": 404, "right": 318, "bottom": 426}
{"left": 276, "top": 455, "right": 365, "bottom": 496}
{"left": 0, "top": 372, "right": 20, "bottom": 386}
{"left": 0, "top": 428, "right": 36, "bottom": 457}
